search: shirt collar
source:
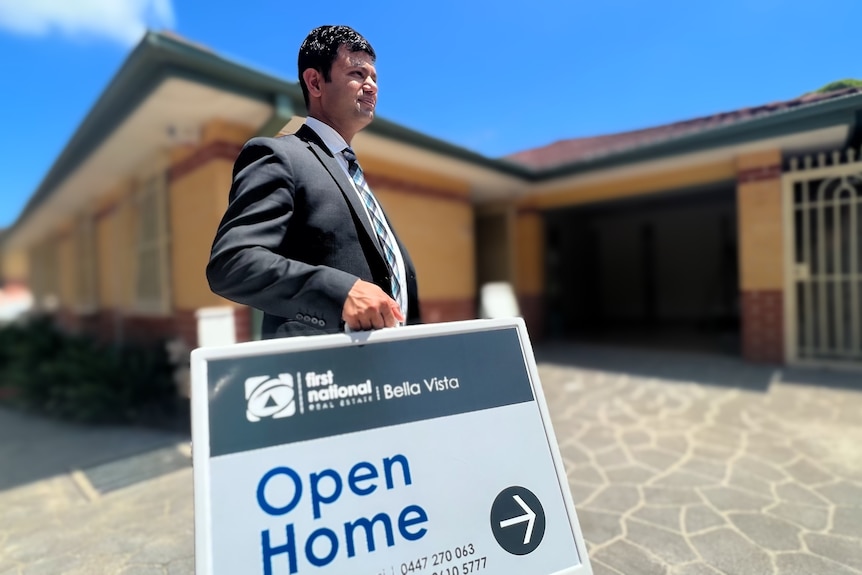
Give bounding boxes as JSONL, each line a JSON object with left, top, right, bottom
{"left": 305, "top": 117, "right": 350, "bottom": 155}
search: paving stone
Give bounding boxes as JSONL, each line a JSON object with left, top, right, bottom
{"left": 692, "top": 427, "right": 744, "bottom": 449}
{"left": 746, "top": 443, "right": 798, "bottom": 465}
{"left": 784, "top": 458, "right": 833, "bottom": 485}
{"left": 595, "top": 446, "right": 630, "bottom": 467}
{"left": 727, "top": 513, "right": 802, "bottom": 551}
{"left": 690, "top": 528, "right": 775, "bottom": 575}
{"left": 774, "top": 482, "right": 829, "bottom": 506}
{"left": 631, "top": 506, "right": 682, "bottom": 531}
{"left": 631, "top": 448, "right": 683, "bottom": 471}
{"left": 591, "top": 540, "right": 668, "bottom": 575}
{"left": 775, "top": 553, "right": 860, "bottom": 575}
{"left": 584, "top": 485, "right": 641, "bottom": 513}
{"left": 654, "top": 435, "right": 689, "bottom": 454}
{"left": 691, "top": 444, "right": 736, "bottom": 461}
{"left": 561, "top": 443, "right": 591, "bottom": 465}
{"left": 166, "top": 558, "right": 195, "bottom": 575}
{"left": 643, "top": 486, "right": 702, "bottom": 506}
{"left": 804, "top": 533, "right": 862, "bottom": 572}
{"left": 700, "top": 486, "right": 771, "bottom": 512}
{"left": 567, "top": 481, "right": 600, "bottom": 506}
{"left": 570, "top": 463, "right": 605, "bottom": 485}
{"left": 670, "top": 564, "right": 723, "bottom": 575}
{"left": 683, "top": 505, "right": 726, "bottom": 533}
{"left": 589, "top": 559, "right": 624, "bottom": 575}
{"left": 605, "top": 411, "right": 639, "bottom": 426}
{"left": 577, "top": 509, "right": 623, "bottom": 545}
{"left": 727, "top": 468, "right": 774, "bottom": 497}
{"left": 128, "top": 537, "right": 188, "bottom": 565}
{"left": 621, "top": 430, "right": 652, "bottom": 447}
{"left": 117, "top": 566, "right": 168, "bottom": 575}
{"left": 733, "top": 455, "right": 787, "bottom": 483}
{"left": 815, "top": 480, "right": 862, "bottom": 507}
{"left": 767, "top": 502, "right": 829, "bottom": 531}
{"left": 653, "top": 470, "right": 716, "bottom": 488}
{"left": 831, "top": 507, "right": 862, "bottom": 538}
{"left": 625, "top": 519, "right": 697, "bottom": 564}
{"left": 578, "top": 427, "right": 619, "bottom": 451}
{"left": 680, "top": 457, "right": 727, "bottom": 480}
{"left": 606, "top": 465, "right": 657, "bottom": 485}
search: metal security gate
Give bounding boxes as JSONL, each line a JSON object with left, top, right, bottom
{"left": 783, "top": 150, "right": 862, "bottom": 367}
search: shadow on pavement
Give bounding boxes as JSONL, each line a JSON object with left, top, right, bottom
{"left": 534, "top": 342, "right": 861, "bottom": 392}
{"left": 0, "top": 406, "right": 189, "bottom": 492}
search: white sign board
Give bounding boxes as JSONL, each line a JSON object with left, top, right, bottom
{"left": 191, "top": 318, "right": 592, "bottom": 575}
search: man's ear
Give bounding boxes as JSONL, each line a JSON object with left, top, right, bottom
{"left": 303, "top": 68, "right": 323, "bottom": 98}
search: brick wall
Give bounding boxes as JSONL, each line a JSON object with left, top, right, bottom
{"left": 736, "top": 150, "right": 785, "bottom": 363}
{"left": 421, "top": 298, "right": 475, "bottom": 325}
{"left": 741, "top": 290, "right": 783, "bottom": 363}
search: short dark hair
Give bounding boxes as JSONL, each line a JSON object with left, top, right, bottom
{"left": 298, "top": 25, "right": 376, "bottom": 108}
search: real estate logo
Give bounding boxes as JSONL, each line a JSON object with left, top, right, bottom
{"left": 245, "top": 374, "right": 297, "bottom": 422}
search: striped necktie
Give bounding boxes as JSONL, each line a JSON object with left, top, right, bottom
{"left": 342, "top": 147, "right": 404, "bottom": 315}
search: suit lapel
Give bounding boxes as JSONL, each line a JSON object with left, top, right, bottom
{"left": 297, "top": 125, "right": 386, "bottom": 263}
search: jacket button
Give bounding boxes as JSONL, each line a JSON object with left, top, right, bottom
{"left": 320, "top": 320, "right": 326, "bottom": 327}
{"left": 295, "top": 313, "right": 302, "bottom": 320}
{"left": 303, "top": 314, "right": 311, "bottom": 322}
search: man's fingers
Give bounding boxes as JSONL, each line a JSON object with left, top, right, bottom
{"left": 391, "top": 301, "right": 405, "bottom": 323}
{"left": 380, "top": 304, "right": 397, "bottom": 328}
{"left": 342, "top": 279, "right": 404, "bottom": 330}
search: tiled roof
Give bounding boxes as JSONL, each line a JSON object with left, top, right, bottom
{"left": 506, "top": 87, "right": 862, "bottom": 170}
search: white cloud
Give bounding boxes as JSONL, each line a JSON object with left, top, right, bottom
{"left": 0, "top": 0, "right": 175, "bottom": 46}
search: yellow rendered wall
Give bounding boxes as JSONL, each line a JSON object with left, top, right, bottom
{"left": 737, "top": 151, "right": 784, "bottom": 290}
{"left": 360, "top": 156, "right": 475, "bottom": 301}
{"left": 169, "top": 158, "right": 236, "bottom": 310}
{"left": 169, "top": 118, "right": 256, "bottom": 310}
{"left": 1, "top": 248, "right": 28, "bottom": 283}
{"left": 515, "top": 211, "right": 544, "bottom": 296}
{"left": 522, "top": 160, "right": 736, "bottom": 210}
{"left": 374, "top": 186, "right": 475, "bottom": 301}
{"left": 56, "top": 229, "right": 76, "bottom": 308}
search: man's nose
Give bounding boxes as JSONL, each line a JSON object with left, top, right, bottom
{"left": 364, "top": 77, "right": 377, "bottom": 93}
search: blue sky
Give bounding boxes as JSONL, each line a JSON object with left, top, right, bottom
{"left": 0, "top": 0, "right": 859, "bottom": 228}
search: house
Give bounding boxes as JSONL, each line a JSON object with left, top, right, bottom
{"left": 3, "top": 31, "right": 861, "bottom": 369}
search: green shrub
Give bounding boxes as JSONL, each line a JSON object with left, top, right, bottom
{"left": 0, "top": 316, "right": 178, "bottom": 425}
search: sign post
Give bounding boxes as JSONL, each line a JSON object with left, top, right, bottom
{"left": 191, "top": 318, "right": 592, "bottom": 575}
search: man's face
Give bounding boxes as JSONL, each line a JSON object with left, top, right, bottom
{"left": 317, "top": 45, "right": 378, "bottom": 139}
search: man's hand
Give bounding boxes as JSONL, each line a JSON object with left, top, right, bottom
{"left": 342, "top": 279, "right": 404, "bottom": 330}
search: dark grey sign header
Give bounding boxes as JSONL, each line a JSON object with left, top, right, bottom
{"left": 206, "top": 327, "right": 535, "bottom": 457}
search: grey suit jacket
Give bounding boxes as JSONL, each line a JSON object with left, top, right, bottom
{"left": 207, "top": 125, "right": 420, "bottom": 338}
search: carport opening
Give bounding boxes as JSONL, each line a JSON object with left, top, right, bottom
{"left": 544, "top": 184, "right": 740, "bottom": 355}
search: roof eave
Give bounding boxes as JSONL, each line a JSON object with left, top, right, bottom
{"left": 535, "top": 93, "right": 862, "bottom": 180}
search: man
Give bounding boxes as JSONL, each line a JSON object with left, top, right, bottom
{"left": 207, "top": 25, "right": 419, "bottom": 338}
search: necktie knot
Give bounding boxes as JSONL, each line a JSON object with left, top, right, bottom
{"left": 342, "top": 147, "right": 359, "bottom": 177}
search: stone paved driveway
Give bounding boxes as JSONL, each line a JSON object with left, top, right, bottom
{"left": 0, "top": 343, "right": 860, "bottom": 574}
{"left": 538, "top": 344, "right": 862, "bottom": 575}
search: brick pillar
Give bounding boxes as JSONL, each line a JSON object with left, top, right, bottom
{"left": 737, "top": 150, "right": 785, "bottom": 363}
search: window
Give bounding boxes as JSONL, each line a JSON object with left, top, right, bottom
{"left": 134, "top": 172, "right": 171, "bottom": 313}
{"left": 74, "top": 214, "right": 98, "bottom": 312}
{"left": 29, "top": 240, "right": 59, "bottom": 311}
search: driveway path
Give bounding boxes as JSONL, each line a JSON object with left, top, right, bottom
{"left": 1, "top": 344, "right": 860, "bottom": 575}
